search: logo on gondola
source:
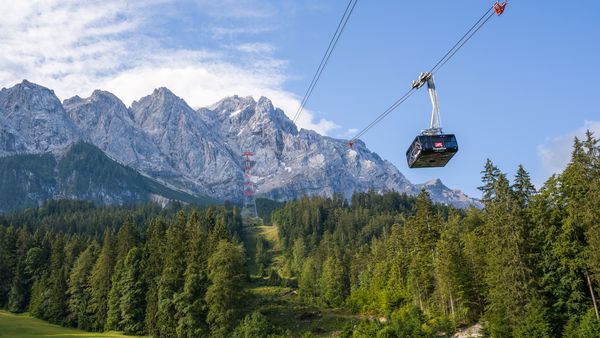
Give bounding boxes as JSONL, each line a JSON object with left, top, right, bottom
{"left": 434, "top": 142, "right": 444, "bottom": 148}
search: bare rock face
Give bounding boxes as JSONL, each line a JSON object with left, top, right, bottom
{"left": 63, "top": 90, "right": 173, "bottom": 178}
{"left": 0, "top": 80, "right": 79, "bottom": 155}
{"left": 1, "top": 80, "right": 479, "bottom": 207}
{"left": 129, "top": 88, "right": 242, "bottom": 198}
{"left": 204, "top": 96, "right": 418, "bottom": 201}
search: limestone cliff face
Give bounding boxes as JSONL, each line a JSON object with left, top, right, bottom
{"left": 1, "top": 80, "right": 479, "bottom": 208}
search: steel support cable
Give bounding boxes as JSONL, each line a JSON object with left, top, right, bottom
{"left": 292, "top": 0, "right": 359, "bottom": 124}
{"left": 349, "top": 5, "right": 496, "bottom": 144}
{"left": 350, "top": 89, "right": 417, "bottom": 142}
{"left": 432, "top": 10, "right": 496, "bottom": 74}
{"left": 429, "top": 6, "right": 494, "bottom": 74}
{"left": 294, "top": 0, "right": 354, "bottom": 122}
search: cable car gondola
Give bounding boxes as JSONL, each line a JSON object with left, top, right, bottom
{"left": 406, "top": 72, "right": 458, "bottom": 168}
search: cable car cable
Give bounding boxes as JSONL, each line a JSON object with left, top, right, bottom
{"left": 432, "top": 10, "right": 496, "bottom": 75}
{"left": 348, "top": 4, "right": 500, "bottom": 145}
{"left": 429, "top": 6, "right": 494, "bottom": 74}
{"left": 292, "top": 0, "right": 359, "bottom": 124}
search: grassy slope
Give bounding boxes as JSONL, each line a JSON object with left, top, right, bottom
{"left": 0, "top": 311, "right": 146, "bottom": 338}
{"left": 241, "top": 225, "right": 358, "bottom": 337}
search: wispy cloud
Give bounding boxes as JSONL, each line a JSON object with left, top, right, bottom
{"left": 538, "top": 120, "right": 600, "bottom": 175}
{"left": 0, "top": 0, "right": 339, "bottom": 135}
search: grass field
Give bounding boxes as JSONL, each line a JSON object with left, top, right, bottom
{"left": 0, "top": 224, "right": 354, "bottom": 338}
{"left": 241, "top": 224, "right": 358, "bottom": 337}
{"left": 0, "top": 311, "right": 144, "bottom": 338}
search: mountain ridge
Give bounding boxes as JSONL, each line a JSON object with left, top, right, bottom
{"left": 0, "top": 80, "right": 480, "bottom": 208}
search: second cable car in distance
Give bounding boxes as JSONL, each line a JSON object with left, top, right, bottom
{"left": 406, "top": 72, "right": 458, "bottom": 168}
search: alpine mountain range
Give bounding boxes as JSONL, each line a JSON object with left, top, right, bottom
{"left": 0, "top": 80, "right": 479, "bottom": 211}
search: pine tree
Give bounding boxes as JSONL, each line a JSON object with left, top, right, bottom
{"left": 157, "top": 211, "right": 188, "bottom": 337}
{"left": 434, "top": 211, "right": 479, "bottom": 322}
{"left": 143, "top": 219, "right": 166, "bottom": 337}
{"left": 119, "top": 247, "right": 146, "bottom": 335}
{"left": 231, "top": 312, "right": 273, "bottom": 338}
{"left": 299, "top": 256, "right": 320, "bottom": 302}
{"left": 105, "top": 262, "right": 123, "bottom": 331}
{"left": 29, "top": 275, "right": 50, "bottom": 318}
{"left": 404, "top": 190, "right": 440, "bottom": 314}
{"left": 482, "top": 174, "right": 534, "bottom": 335}
{"left": 0, "top": 226, "right": 17, "bottom": 308}
{"left": 551, "top": 136, "right": 597, "bottom": 320}
{"left": 514, "top": 299, "right": 552, "bottom": 338}
{"left": 67, "top": 241, "right": 99, "bottom": 329}
{"left": 176, "top": 211, "right": 210, "bottom": 338}
{"left": 512, "top": 164, "right": 536, "bottom": 208}
{"left": 46, "top": 234, "right": 68, "bottom": 324}
{"left": 319, "top": 249, "right": 348, "bottom": 307}
{"left": 105, "top": 218, "right": 139, "bottom": 331}
{"left": 7, "top": 227, "right": 31, "bottom": 312}
{"left": 478, "top": 159, "right": 502, "bottom": 202}
{"left": 291, "top": 238, "right": 306, "bottom": 277}
{"left": 205, "top": 240, "right": 246, "bottom": 337}
{"left": 86, "top": 230, "right": 116, "bottom": 331}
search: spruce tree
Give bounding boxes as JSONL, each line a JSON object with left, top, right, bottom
{"left": 0, "top": 226, "right": 17, "bottom": 308}
{"left": 86, "top": 230, "right": 116, "bottom": 331}
{"left": 67, "top": 241, "right": 99, "bottom": 329}
{"left": 46, "top": 234, "right": 68, "bottom": 324}
{"left": 105, "top": 218, "right": 139, "bottom": 331}
{"left": 205, "top": 240, "right": 246, "bottom": 337}
{"left": 319, "top": 249, "right": 348, "bottom": 307}
{"left": 404, "top": 190, "right": 440, "bottom": 314}
{"left": 119, "top": 247, "right": 146, "bottom": 335}
{"left": 143, "top": 219, "right": 166, "bottom": 336}
{"left": 157, "top": 211, "right": 188, "bottom": 337}
{"left": 176, "top": 211, "right": 210, "bottom": 337}
{"left": 478, "top": 159, "right": 501, "bottom": 202}
{"left": 482, "top": 174, "right": 534, "bottom": 335}
{"left": 299, "top": 256, "right": 320, "bottom": 302}
{"left": 7, "top": 227, "right": 32, "bottom": 312}
{"left": 105, "top": 262, "right": 123, "bottom": 331}
{"left": 512, "top": 164, "right": 536, "bottom": 208}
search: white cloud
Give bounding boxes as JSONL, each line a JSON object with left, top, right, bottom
{"left": 538, "top": 120, "right": 600, "bottom": 175}
{"left": 0, "top": 0, "right": 339, "bottom": 136}
{"left": 235, "top": 43, "right": 276, "bottom": 54}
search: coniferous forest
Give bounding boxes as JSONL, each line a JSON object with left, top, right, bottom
{"left": 1, "top": 133, "right": 600, "bottom": 337}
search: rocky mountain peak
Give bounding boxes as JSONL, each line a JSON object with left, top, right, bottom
{"left": 64, "top": 90, "right": 131, "bottom": 126}
{"left": 1, "top": 80, "right": 63, "bottom": 114}
{"left": 0, "top": 80, "right": 78, "bottom": 155}
{"left": 1, "top": 80, "right": 480, "bottom": 208}
{"left": 211, "top": 95, "right": 256, "bottom": 114}
{"left": 130, "top": 87, "right": 197, "bottom": 132}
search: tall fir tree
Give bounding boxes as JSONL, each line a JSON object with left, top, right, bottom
{"left": 118, "top": 247, "right": 146, "bottom": 335}
{"left": 176, "top": 211, "right": 210, "bottom": 338}
{"left": 157, "top": 211, "right": 189, "bottom": 337}
{"left": 0, "top": 226, "right": 17, "bottom": 308}
{"left": 67, "top": 241, "right": 99, "bottom": 329}
{"left": 512, "top": 164, "right": 537, "bottom": 208}
{"left": 482, "top": 174, "right": 535, "bottom": 336}
{"left": 143, "top": 219, "right": 166, "bottom": 337}
{"left": 7, "top": 227, "right": 32, "bottom": 312}
{"left": 86, "top": 230, "right": 116, "bottom": 331}
{"left": 478, "top": 158, "right": 502, "bottom": 202}
{"left": 46, "top": 234, "right": 69, "bottom": 324}
{"left": 205, "top": 240, "right": 246, "bottom": 337}
{"left": 105, "top": 218, "right": 139, "bottom": 331}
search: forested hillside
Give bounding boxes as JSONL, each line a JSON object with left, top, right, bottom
{"left": 0, "top": 201, "right": 253, "bottom": 337}
{"left": 1, "top": 132, "right": 599, "bottom": 338}
{"left": 272, "top": 132, "right": 600, "bottom": 337}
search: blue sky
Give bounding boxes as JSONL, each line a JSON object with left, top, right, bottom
{"left": 1, "top": 0, "right": 599, "bottom": 197}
